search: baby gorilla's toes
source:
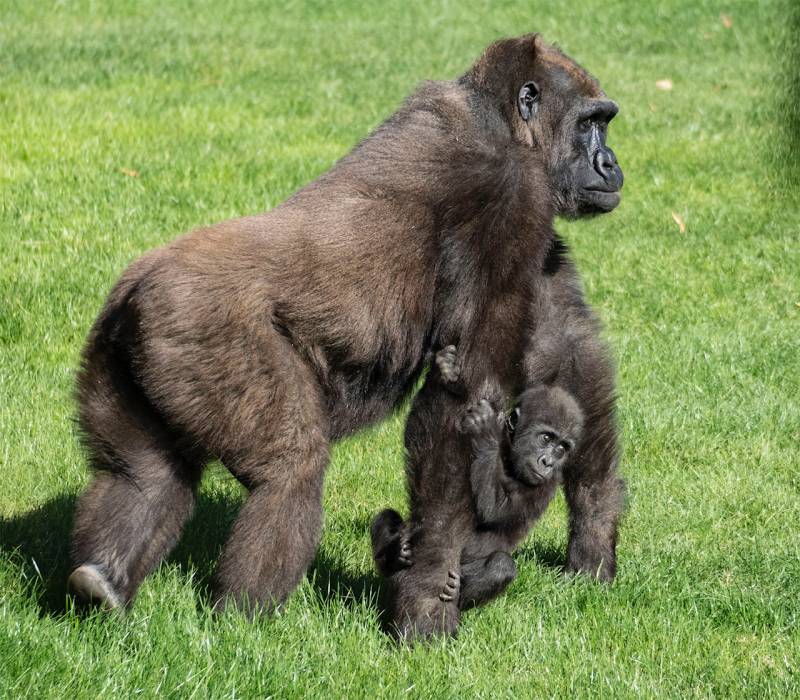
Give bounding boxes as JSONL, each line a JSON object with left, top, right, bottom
{"left": 435, "top": 345, "right": 460, "bottom": 383}
{"left": 438, "top": 569, "right": 461, "bottom": 603}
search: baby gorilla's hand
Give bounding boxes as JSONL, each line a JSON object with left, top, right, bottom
{"left": 435, "top": 345, "right": 460, "bottom": 384}
{"left": 461, "top": 399, "right": 501, "bottom": 439}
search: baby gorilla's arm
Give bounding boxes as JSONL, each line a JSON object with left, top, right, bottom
{"left": 463, "top": 399, "right": 527, "bottom": 526}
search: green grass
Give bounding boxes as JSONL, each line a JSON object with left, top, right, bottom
{"left": 1, "top": 0, "right": 799, "bottom": 696}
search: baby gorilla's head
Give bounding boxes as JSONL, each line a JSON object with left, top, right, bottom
{"left": 507, "top": 385, "right": 584, "bottom": 486}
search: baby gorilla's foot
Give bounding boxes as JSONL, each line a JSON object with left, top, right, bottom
{"left": 435, "top": 345, "right": 460, "bottom": 384}
{"left": 438, "top": 569, "right": 461, "bottom": 603}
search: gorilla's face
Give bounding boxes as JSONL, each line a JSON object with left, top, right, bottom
{"left": 504, "top": 385, "right": 584, "bottom": 486}
{"left": 516, "top": 49, "right": 624, "bottom": 218}
{"left": 509, "top": 414, "right": 576, "bottom": 486}
{"left": 557, "top": 97, "right": 623, "bottom": 216}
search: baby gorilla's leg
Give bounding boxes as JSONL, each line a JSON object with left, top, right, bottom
{"left": 398, "top": 550, "right": 516, "bottom": 609}
{"left": 459, "top": 552, "right": 517, "bottom": 609}
{"left": 373, "top": 511, "right": 462, "bottom": 606}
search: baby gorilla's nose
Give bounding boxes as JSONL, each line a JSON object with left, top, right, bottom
{"left": 534, "top": 454, "right": 554, "bottom": 477}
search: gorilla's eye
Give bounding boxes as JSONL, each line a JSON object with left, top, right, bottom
{"left": 518, "top": 81, "right": 540, "bottom": 121}
{"left": 538, "top": 432, "right": 552, "bottom": 446}
{"left": 578, "top": 119, "right": 592, "bottom": 133}
{"left": 554, "top": 444, "right": 566, "bottom": 458}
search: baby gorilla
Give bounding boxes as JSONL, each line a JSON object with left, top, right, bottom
{"left": 372, "top": 347, "right": 584, "bottom": 608}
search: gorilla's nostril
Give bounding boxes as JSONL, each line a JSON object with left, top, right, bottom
{"left": 595, "top": 149, "right": 616, "bottom": 172}
{"left": 593, "top": 148, "right": 623, "bottom": 190}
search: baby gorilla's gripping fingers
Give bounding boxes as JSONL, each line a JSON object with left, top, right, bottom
{"left": 461, "top": 398, "right": 501, "bottom": 439}
{"left": 370, "top": 509, "right": 416, "bottom": 575}
{"left": 438, "top": 569, "right": 461, "bottom": 603}
{"left": 398, "top": 533, "right": 414, "bottom": 567}
{"left": 434, "top": 345, "right": 460, "bottom": 384}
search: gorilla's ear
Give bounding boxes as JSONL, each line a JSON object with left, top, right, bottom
{"left": 505, "top": 406, "right": 521, "bottom": 435}
{"left": 518, "top": 81, "right": 540, "bottom": 121}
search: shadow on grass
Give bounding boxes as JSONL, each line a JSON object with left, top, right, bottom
{"left": 1, "top": 493, "right": 564, "bottom": 628}
{"left": 308, "top": 549, "right": 390, "bottom": 630}
{"left": 515, "top": 540, "right": 567, "bottom": 571}
{"left": 0, "top": 491, "right": 385, "bottom": 624}
{"left": 0, "top": 493, "right": 75, "bottom": 615}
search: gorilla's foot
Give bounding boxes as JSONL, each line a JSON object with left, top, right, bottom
{"left": 394, "top": 596, "right": 460, "bottom": 643}
{"left": 68, "top": 565, "right": 122, "bottom": 610}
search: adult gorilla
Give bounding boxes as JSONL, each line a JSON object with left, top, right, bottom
{"left": 68, "top": 34, "right": 624, "bottom": 633}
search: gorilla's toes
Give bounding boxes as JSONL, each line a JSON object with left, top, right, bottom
{"left": 438, "top": 569, "right": 461, "bottom": 602}
{"left": 435, "top": 345, "right": 460, "bottom": 383}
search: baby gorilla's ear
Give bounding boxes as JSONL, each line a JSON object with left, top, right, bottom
{"left": 504, "top": 407, "right": 521, "bottom": 434}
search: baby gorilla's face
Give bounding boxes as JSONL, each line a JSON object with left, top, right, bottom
{"left": 504, "top": 385, "right": 584, "bottom": 486}
{"left": 509, "top": 418, "right": 576, "bottom": 485}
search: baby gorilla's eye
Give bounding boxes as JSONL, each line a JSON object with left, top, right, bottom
{"left": 538, "top": 432, "right": 552, "bottom": 445}
{"left": 554, "top": 444, "right": 566, "bottom": 458}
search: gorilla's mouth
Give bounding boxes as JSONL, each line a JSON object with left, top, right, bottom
{"left": 581, "top": 188, "right": 621, "bottom": 212}
{"left": 517, "top": 468, "right": 546, "bottom": 487}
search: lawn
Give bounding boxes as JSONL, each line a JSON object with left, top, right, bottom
{"left": 1, "top": 0, "right": 798, "bottom": 697}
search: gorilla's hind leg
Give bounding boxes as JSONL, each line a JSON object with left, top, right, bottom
{"left": 71, "top": 355, "right": 202, "bottom": 608}
{"left": 213, "top": 459, "right": 327, "bottom": 615}
{"left": 211, "top": 346, "right": 330, "bottom": 616}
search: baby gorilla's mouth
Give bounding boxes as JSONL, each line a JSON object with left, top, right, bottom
{"left": 517, "top": 465, "right": 546, "bottom": 486}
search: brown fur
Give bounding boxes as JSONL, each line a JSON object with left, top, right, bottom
{"left": 69, "top": 34, "right": 624, "bottom": 627}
